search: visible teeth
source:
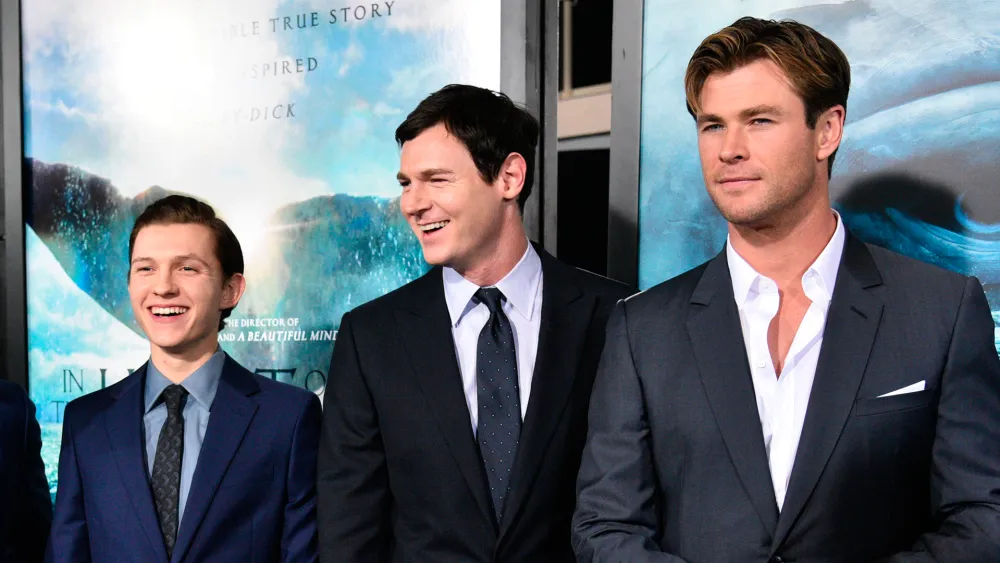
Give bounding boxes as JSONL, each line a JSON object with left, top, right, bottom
{"left": 152, "top": 307, "right": 188, "bottom": 316}
{"left": 420, "top": 221, "right": 449, "bottom": 232}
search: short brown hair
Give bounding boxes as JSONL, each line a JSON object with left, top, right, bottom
{"left": 684, "top": 17, "right": 851, "bottom": 175}
{"left": 128, "top": 195, "right": 244, "bottom": 331}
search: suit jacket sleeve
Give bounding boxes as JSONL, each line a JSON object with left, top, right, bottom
{"left": 11, "top": 389, "right": 52, "bottom": 563}
{"left": 45, "top": 403, "right": 91, "bottom": 563}
{"left": 282, "top": 392, "right": 322, "bottom": 563}
{"left": 882, "top": 277, "right": 1000, "bottom": 562}
{"left": 317, "top": 311, "right": 392, "bottom": 563}
{"left": 572, "top": 301, "right": 689, "bottom": 563}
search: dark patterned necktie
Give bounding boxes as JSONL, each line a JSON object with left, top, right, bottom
{"left": 474, "top": 287, "right": 522, "bottom": 522}
{"left": 151, "top": 384, "right": 188, "bottom": 559}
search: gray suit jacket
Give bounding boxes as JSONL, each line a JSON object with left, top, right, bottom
{"left": 573, "top": 234, "right": 1000, "bottom": 563}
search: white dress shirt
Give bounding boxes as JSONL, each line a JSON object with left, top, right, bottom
{"left": 726, "top": 212, "right": 846, "bottom": 510}
{"left": 443, "top": 243, "right": 543, "bottom": 435}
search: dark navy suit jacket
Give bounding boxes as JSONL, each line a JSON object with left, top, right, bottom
{"left": 47, "top": 355, "right": 321, "bottom": 563}
{"left": 0, "top": 380, "right": 51, "bottom": 563}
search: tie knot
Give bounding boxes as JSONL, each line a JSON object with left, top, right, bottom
{"left": 160, "top": 384, "right": 188, "bottom": 414}
{"left": 474, "top": 287, "right": 506, "bottom": 314}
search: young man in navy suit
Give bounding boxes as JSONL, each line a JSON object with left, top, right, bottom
{"left": 48, "top": 195, "right": 321, "bottom": 563}
{"left": 0, "top": 380, "right": 51, "bottom": 562}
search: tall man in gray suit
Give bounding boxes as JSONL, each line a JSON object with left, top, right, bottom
{"left": 573, "top": 17, "right": 1000, "bottom": 563}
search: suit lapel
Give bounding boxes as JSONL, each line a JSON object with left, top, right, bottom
{"left": 394, "top": 269, "right": 496, "bottom": 527}
{"left": 498, "top": 251, "right": 591, "bottom": 539}
{"left": 772, "top": 235, "right": 883, "bottom": 550}
{"left": 686, "top": 253, "right": 779, "bottom": 538}
{"left": 171, "top": 358, "right": 259, "bottom": 563}
{"left": 105, "top": 366, "right": 170, "bottom": 563}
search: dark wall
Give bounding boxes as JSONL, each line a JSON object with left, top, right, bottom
{"left": 557, "top": 148, "right": 610, "bottom": 276}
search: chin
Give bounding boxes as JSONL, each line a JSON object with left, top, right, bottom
{"left": 145, "top": 326, "right": 194, "bottom": 348}
{"left": 149, "top": 337, "right": 189, "bottom": 351}
{"left": 420, "top": 247, "right": 451, "bottom": 267}
{"left": 713, "top": 195, "right": 772, "bottom": 224}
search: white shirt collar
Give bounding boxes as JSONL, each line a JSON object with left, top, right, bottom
{"left": 726, "top": 210, "right": 846, "bottom": 307}
{"left": 443, "top": 242, "right": 542, "bottom": 327}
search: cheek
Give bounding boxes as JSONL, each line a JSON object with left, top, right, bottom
{"left": 128, "top": 281, "right": 146, "bottom": 303}
{"left": 697, "top": 137, "right": 721, "bottom": 169}
{"left": 435, "top": 189, "right": 460, "bottom": 213}
{"left": 698, "top": 147, "right": 715, "bottom": 172}
{"left": 184, "top": 281, "right": 216, "bottom": 304}
{"left": 768, "top": 130, "right": 812, "bottom": 166}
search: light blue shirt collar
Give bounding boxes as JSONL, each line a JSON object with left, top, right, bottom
{"left": 144, "top": 349, "right": 227, "bottom": 413}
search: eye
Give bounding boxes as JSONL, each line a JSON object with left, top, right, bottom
{"left": 430, "top": 177, "right": 448, "bottom": 184}
{"left": 399, "top": 180, "right": 410, "bottom": 190}
{"left": 134, "top": 266, "right": 152, "bottom": 273}
{"left": 701, "top": 123, "right": 723, "bottom": 133}
{"left": 750, "top": 118, "right": 773, "bottom": 125}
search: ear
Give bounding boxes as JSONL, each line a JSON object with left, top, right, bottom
{"left": 497, "top": 152, "right": 527, "bottom": 203}
{"left": 221, "top": 273, "right": 247, "bottom": 310}
{"left": 815, "top": 104, "right": 845, "bottom": 163}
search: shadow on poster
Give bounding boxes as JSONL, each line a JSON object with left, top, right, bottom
{"left": 23, "top": 0, "right": 502, "bottom": 501}
{"left": 637, "top": 0, "right": 1000, "bottom": 352}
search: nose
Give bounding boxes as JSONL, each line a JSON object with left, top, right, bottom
{"left": 152, "top": 269, "right": 179, "bottom": 297}
{"left": 719, "top": 127, "right": 749, "bottom": 163}
{"left": 400, "top": 182, "right": 432, "bottom": 218}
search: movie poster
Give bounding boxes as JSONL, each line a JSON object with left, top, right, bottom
{"left": 23, "top": 0, "right": 501, "bottom": 500}
{"left": 637, "top": 0, "right": 1000, "bottom": 348}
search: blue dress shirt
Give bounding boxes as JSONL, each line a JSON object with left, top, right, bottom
{"left": 143, "top": 349, "right": 226, "bottom": 529}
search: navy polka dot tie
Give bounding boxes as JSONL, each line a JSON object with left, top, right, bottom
{"left": 474, "top": 287, "right": 521, "bottom": 523}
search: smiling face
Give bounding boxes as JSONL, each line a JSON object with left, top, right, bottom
{"left": 128, "top": 222, "right": 245, "bottom": 359}
{"left": 397, "top": 123, "right": 514, "bottom": 271}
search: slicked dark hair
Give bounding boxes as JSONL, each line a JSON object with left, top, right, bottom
{"left": 395, "top": 84, "right": 540, "bottom": 211}
{"left": 128, "top": 195, "right": 244, "bottom": 331}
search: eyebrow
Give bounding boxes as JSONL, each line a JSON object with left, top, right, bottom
{"left": 740, "top": 105, "right": 784, "bottom": 119}
{"left": 696, "top": 105, "right": 785, "bottom": 125}
{"left": 130, "top": 254, "right": 211, "bottom": 266}
{"left": 396, "top": 168, "right": 455, "bottom": 182}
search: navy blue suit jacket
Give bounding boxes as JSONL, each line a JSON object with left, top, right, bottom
{"left": 46, "top": 356, "right": 321, "bottom": 563}
{"left": 0, "top": 380, "right": 51, "bottom": 563}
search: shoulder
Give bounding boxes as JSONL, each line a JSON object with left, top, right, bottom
{"left": 536, "top": 246, "right": 634, "bottom": 301}
{"left": 0, "top": 379, "right": 28, "bottom": 409}
{"left": 559, "top": 265, "right": 635, "bottom": 301}
{"left": 620, "top": 259, "right": 713, "bottom": 317}
{"left": 63, "top": 371, "right": 142, "bottom": 427}
{"left": 864, "top": 242, "right": 968, "bottom": 293}
{"left": 343, "top": 268, "right": 439, "bottom": 323}
{"left": 229, "top": 362, "right": 320, "bottom": 413}
{"left": 0, "top": 380, "right": 29, "bottom": 427}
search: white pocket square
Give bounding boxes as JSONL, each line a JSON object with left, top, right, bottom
{"left": 877, "top": 380, "right": 926, "bottom": 398}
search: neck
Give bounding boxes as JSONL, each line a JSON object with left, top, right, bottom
{"left": 454, "top": 215, "right": 529, "bottom": 287}
{"left": 150, "top": 340, "right": 219, "bottom": 384}
{"left": 728, "top": 191, "right": 837, "bottom": 288}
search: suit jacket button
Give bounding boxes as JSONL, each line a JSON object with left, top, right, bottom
{"left": 769, "top": 557, "right": 785, "bottom": 563}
